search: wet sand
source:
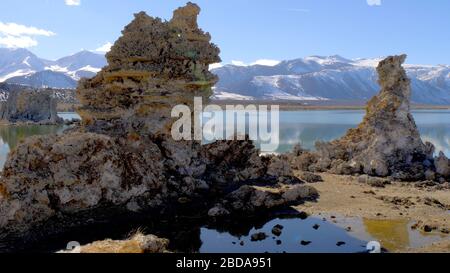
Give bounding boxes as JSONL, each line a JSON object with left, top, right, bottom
{"left": 294, "top": 172, "right": 450, "bottom": 253}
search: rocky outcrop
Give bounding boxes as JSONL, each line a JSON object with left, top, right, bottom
{"left": 0, "top": 89, "right": 63, "bottom": 125}
{"left": 77, "top": 3, "right": 220, "bottom": 136}
{"left": 308, "top": 55, "right": 437, "bottom": 181}
{"left": 0, "top": 3, "right": 316, "bottom": 246}
{"left": 435, "top": 152, "right": 450, "bottom": 178}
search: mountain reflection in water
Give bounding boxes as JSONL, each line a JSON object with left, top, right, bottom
{"left": 0, "top": 110, "right": 449, "bottom": 170}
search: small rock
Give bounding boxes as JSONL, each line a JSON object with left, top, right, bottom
{"left": 272, "top": 224, "right": 284, "bottom": 236}
{"left": 300, "top": 240, "right": 311, "bottom": 246}
{"left": 336, "top": 241, "right": 346, "bottom": 247}
{"left": 312, "top": 224, "right": 320, "bottom": 230}
{"left": 276, "top": 240, "right": 282, "bottom": 245}
{"left": 345, "top": 227, "right": 352, "bottom": 232}
{"left": 299, "top": 172, "right": 323, "bottom": 183}
{"left": 298, "top": 211, "right": 309, "bottom": 220}
{"left": 240, "top": 241, "right": 245, "bottom": 246}
{"left": 423, "top": 225, "right": 434, "bottom": 233}
{"left": 251, "top": 232, "right": 267, "bottom": 242}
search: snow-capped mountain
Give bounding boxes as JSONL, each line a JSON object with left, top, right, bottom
{"left": 5, "top": 70, "right": 77, "bottom": 89}
{"left": 211, "top": 55, "right": 450, "bottom": 105}
{"left": 50, "top": 50, "right": 106, "bottom": 80}
{"left": 0, "top": 48, "right": 48, "bottom": 82}
{"left": 0, "top": 48, "right": 106, "bottom": 88}
{"left": 1, "top": 49, "right": 449, "bottom": 105}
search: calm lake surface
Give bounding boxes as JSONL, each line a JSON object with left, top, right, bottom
{"left": 1, "top": 110, "right": 448, "bottom": 253}
{"left": 0, "top": 110, "right": 449, "bottom": 169}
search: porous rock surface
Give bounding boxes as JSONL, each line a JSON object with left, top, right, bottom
{"left": 77, "top": 2, "right": 220, "bottom": 136}
{"left": 0, "top": 89, "right": 63, "bottom": 125}
{"left": 291, "top": 55, "right": 449, "bottom": 181}
{"left": 0, "top": 3, "right": 316, "bottom": 242}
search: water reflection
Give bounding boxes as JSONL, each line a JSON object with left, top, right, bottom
{"left": 200, "top": 217, "right": 368, "bottom": 253}
{"left": 203, "top": 109, "right": 450, "bottom": 156}
{"left": 0, "top": 110, "right": 449, "bottom": 170}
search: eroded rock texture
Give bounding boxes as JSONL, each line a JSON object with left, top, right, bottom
{"left": 296, "top": 55, "right": 445, "bottom": 181}
{"left": 0, "top": 3, "right": 315, "bottom": 245}
{"left": 0, "top": 89, "right": 63, "bottom": 125}
{"left": 77, "top": 3, "right": 220, "bottom": 136}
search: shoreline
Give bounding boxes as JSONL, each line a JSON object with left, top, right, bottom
{"left": 293, "top": 172, "right": 450, "bottom": 253}
{"left": 209, "top": 100, "right": 450, "bottom": 111}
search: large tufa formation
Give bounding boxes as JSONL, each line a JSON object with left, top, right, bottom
{"left": 0, "top": 89, "right": 63, "bottom": 125}
{"left": 310, "top": 55, "right": 438, "bottom": 180}
{"left": 0, "top": 3, "right": 315, "bottom": 245}
{"left": 77, "top": 3, "right": 220, "bottom": 136}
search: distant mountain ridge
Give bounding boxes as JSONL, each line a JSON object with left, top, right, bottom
{"left": 211, "top": 55, "right": 450, "bottom": 105}
{"left": 1, "top": 49, "right": 449, "bottom": 105}
{"left": 0, "top": 48, "right": 106, "bottom": 88}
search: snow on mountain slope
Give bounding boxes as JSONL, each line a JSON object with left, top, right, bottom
{"left": 0, "top": 48, "right": 47, "bottom": 82}
{"left": 212, "top": 56, "right": 450, "bottom": 105}
{"left": 0, "top": 49, "right": 107, "bottom": 86}
{"left": 5, "top": 70, "right": 77, "bottom": 89}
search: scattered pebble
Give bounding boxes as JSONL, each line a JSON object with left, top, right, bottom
{"left": 423, "top": 225, "right": 433, "bottom": 233}
{"left": 276, "top": 240, "right": 282, "bottom": 245}
{"left": 272, "top": 224, "right": 284, "bottom": 236}
{"left": 312, "top": 224, "right": 320, "bottom": 230}
{"left": 251, "top": 232, "right": 268, "bottom": 242}
{"left": 298, "top": 212, "right": 309, "bottom": 220}
{"left": 336, "top": 241, "right": 346, "bottom": 247}
{"left": 300, "top": 240, "right": 312, "bottom": 246}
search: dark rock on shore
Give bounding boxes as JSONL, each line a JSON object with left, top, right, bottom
{"left": 0, "top": 3, "right": 318, "bottom": 247}
{"left": 0, "top": 89, "right": 63, "bottom": 125}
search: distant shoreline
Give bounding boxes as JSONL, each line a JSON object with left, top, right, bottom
{"left": 210, "top": 100, "right": 450, "bottom": 111}
{"left": 59, "top": 101, "right": 450, "bottom": 112}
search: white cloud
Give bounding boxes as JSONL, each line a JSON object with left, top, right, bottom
{"left": 0, "top": 22, "right": 55, "bottom": 48}
{"left": 0, "top": 36, "right": 37, "bottom": 48}
{"left": 0, "top": 22, "right": 55, "bottom": 37}
{"left": 231, "top": 59, "right": 281, "bottom": 67}
{"left": 65, "top": 0, "right": 81, "bottom": 6}
{"left": 95, "top": 42, "right": 113, "bottom": 53}
{"left": 367, "top": 0, "right": 382, "bottom": 6}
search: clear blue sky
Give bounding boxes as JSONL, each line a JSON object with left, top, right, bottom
{"left": 0, "top": 0, "right": 449, "bottom": 65}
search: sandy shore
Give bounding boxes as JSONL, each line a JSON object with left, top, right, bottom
{"left": 294, "top": 172, "right": 450, "bottom": 253}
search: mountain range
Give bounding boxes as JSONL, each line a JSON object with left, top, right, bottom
{"left": 0, "top": 48, "right": 106, "bottom": 89}
{"left": 0, "top": 48, "right": 449, "bottom": 105}
{"left": 211, "top": 55, "right": 450, "bottom": 105}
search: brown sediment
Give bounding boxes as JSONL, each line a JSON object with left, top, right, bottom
{"left": 294, "top": 172, "right": 450, "bottom": 252}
